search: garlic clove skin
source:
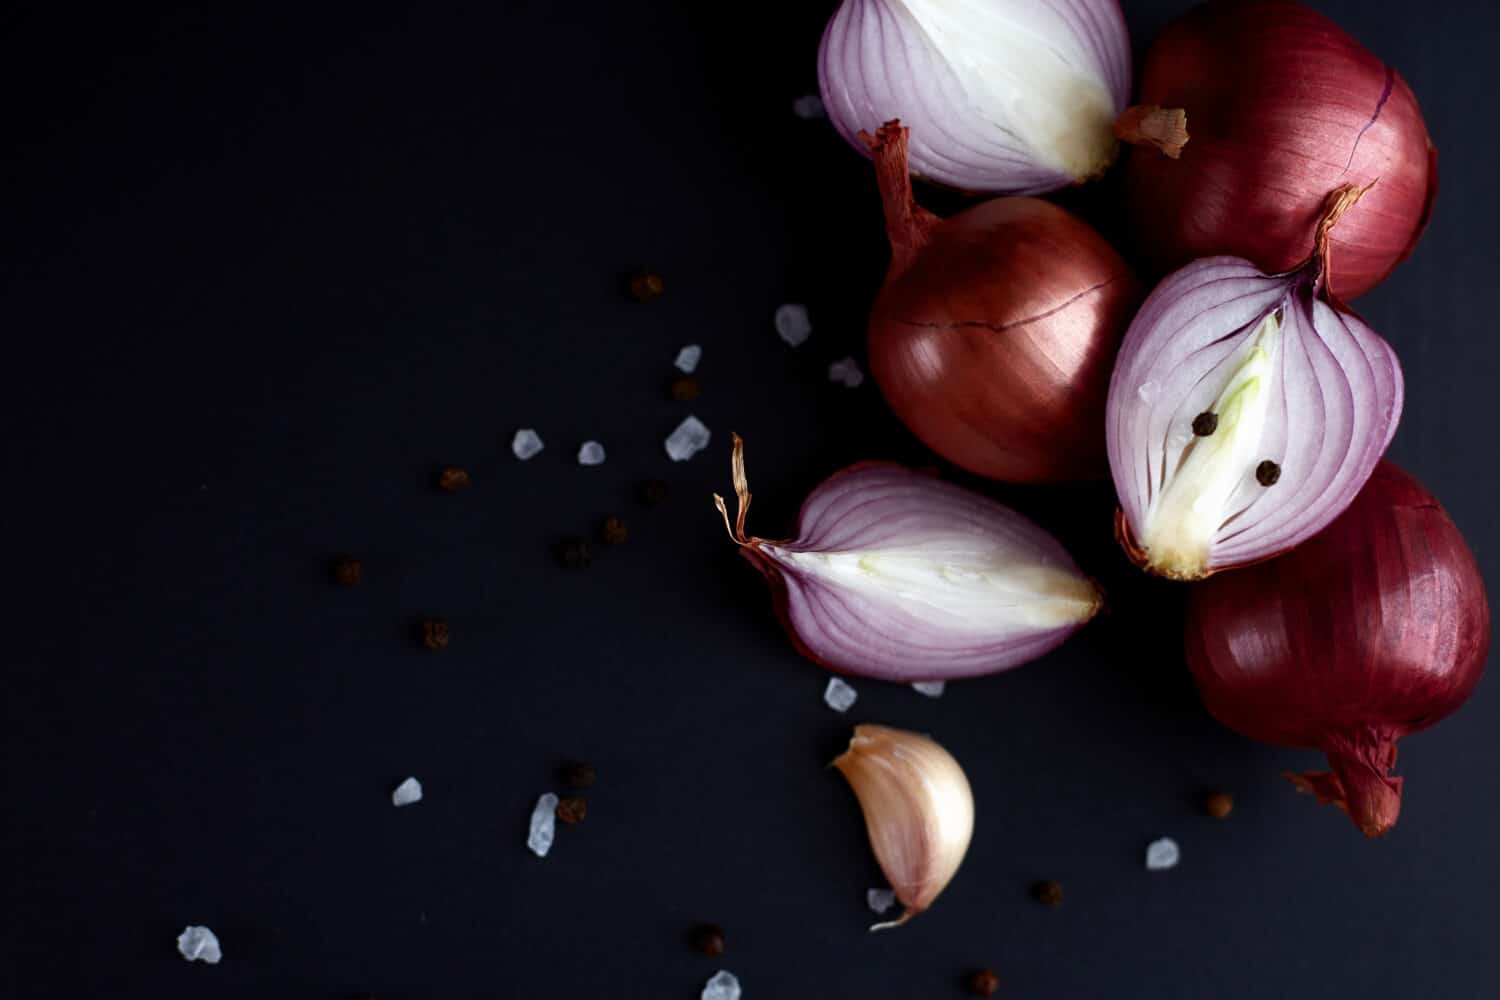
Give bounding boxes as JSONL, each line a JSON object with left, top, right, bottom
{"left": 833, "top": 724, "right": 974, "bottom": 930}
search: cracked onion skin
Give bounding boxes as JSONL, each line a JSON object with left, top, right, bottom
{"left": 1184, "top": 462, "right": 1489, "bottom": 837}
{"left": 1124, "top": 0, "right": 1436, "bottom": 301}
{"left": 866, "top": 121, "right": 1140, "bottom": 483}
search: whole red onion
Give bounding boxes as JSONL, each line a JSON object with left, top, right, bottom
{"left": 1123, "top": 0, "right": 1436, "bottom": 301}
{"left": 866, "top": 122, "right": 1140, "bottom": 483}
{"left": 1185, "top": 462, "right": 1489, "bottom": 837}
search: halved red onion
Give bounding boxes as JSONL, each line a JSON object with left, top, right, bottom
{"left": 1106, "top": 187, "right": 1404, "bottom": 580}
{"left": 817, "top": 0, "right": 1131, "bottom": 194}
{"left": 714, "top": 435, "right": 1101, "bottom": 681}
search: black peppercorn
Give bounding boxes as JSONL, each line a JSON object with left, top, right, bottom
{"left": 1204, "top": 790, "right": 1234, "bottom": 819}
{"left": 669, "top": 375, "right": 701, "bottom": 401}
{"left": 331, "top": 555, "right": 363, "bottom": 586}
{"left": 599, "top": 516, "right": 629, "bottom": 546}
{"left": 1191, "top": 411, "right": 1219, "bottom": 436}
{"left": 638, "top": 479, "right": 670, "bottom": 508}
{"left": 1031, "top": 879, "right": 1064, "bottom": 907}
{"left": 418, "top": 617, "right": 449, "bottom": 650}
{"left": 555, "top": 536, "right": 592, "bottom": 569}
{"left": 555, "top": 796, "right": 588, "bottom": 825}
{"left": 1256, "top": 460, "right": 1281, "bottom": 486}
{"left": 627, "top": 270, "right": 665, "bottom": 303}
{"left": 967, "top": 968, "right": 1000, "bottom": 996}
{"left": 558, "top": 760, "right": 596, "bottom": 788}
{"left": 437, "top": 466, "right": 471, "bottom": 492}
{"left": 691, "top": 923, "right": 726, "bottom": 957}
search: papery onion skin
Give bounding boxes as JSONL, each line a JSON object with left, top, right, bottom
{"left": 866, "top": 122, "right": 1140, "bottom": 483}
{"left": 1185, "top": 462, "right": 1489, "bottom": 837}
{"left": 1123, "top": 0, "right": 1436, "bottom": 301}
{"left": 713, "top": 435, "right": 1101, "bottom": 682}
{"left": 817, "top": 0, "right": 1131, "bottom": 194}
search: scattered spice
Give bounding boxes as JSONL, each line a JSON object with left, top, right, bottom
{"left": 599, "top": 516, "right": 629, "bottom": 546}
{"left": 1191, "top": 411, "right": 1219, "bottom": 436}
{"left": 638, "top": 478, "right": 670, "bottom": 507}
{"left": 418, "top": 617, "right": 449, "bottom": 650}
{"left": 1031, "top": 879, "right": 1064, "bottom": 907}
{"left": 556, "top": 796, "right": 588, "bottom": 825}
{"left": 1204, "top": 790, "right": 1235, "bottom": 819}
{"left": 330, "top": 555, "right": 362, "bottom": 586}
{"left": 437, "top": 466, "right": 471, "bottom": 492}
{"left": 1256, "top": 459, "right": 1282, "bottom": 486}
{"left": 691, "top": 923, "right": 726, "bottom": 957}
{"left": 670, "top": 375, "right": 702, "bottom": 401}
{"left": 627, "top": 270, "right": 665, "bottom": 303}
{"left": 967, "top": 968, "right": 1001, "bottom": 996}
{"left": 558, "top": 760, "right": 597, "bottom": 789}
{"left": 555, "top": 537, "right": 592, "bottom": 569}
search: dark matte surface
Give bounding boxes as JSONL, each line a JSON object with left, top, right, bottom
{"left": 5, "top": 2, "right": 1496, "bottom": 997}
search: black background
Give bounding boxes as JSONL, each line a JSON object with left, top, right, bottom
{"left": 6, "top": 2, "right": 1497, "bottom": 997}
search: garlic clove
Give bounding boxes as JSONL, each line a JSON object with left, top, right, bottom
{"left": 833, "top": 724, "right": 974, "bottom": 930}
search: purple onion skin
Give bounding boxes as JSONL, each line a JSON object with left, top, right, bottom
{"left": 1125, "top": 0, "right": 1435, "bottom": 301}
{"left": 1185, "top": 461, "right": 1489, "bottom": 837}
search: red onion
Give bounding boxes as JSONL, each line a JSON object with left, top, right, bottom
{"left": 1107, "top": 185, "right": 1403, "bottom": 580}
{"left": 713, "top": 434, "right": 1101, "bottom": 682}
{"left": 1121, "top": 0, "right": 1436, "bottom": 301}
{"left": 866, "top": 122, "right": 1140, "bottom": 483}
{"left": 818, "top": 0, "right": 1132, "bottom": 194}
{"left": 1185, "top": 462, "right": 1490, "bottom": 837}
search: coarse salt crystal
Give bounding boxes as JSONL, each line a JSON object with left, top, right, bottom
{"left": 866, "top": 887, "right": 897, "bottom": 914}
{"left": 392, "top": 776, "right": 423, "bottom": 807}
{"left": 792, "top": 94, "right": 826, "bottom": 119}
{"left": 1145, "top": 837, "right": 1180, "bottom": 871}
{"left": 675, "top": 344, "right": 702, "bottom": 373}
{"left": 176, "top": 925, "right": 222, "bottom": 964}
{"left": 828, "top": 356, "right": 865, "bottom": 388}
{"left": 665, "top": 415, "right": 711, "bottom": 462}
{"left": 528, "top": 792, "right": 560, "bottom": 857}
{"left": 578, "top": 441, "right": 607, "bottom": 466}
{"left": 911, "top": 680, "right": 945, "bottom": 698}
{"left": 512, "top": 428, "right": 544, "bottom": 461}
{"left": 824, "top": 677, "right": 857, "bottom": 713}
{"left": 702, "top": 970, "right": 742, "bottom": 1000}
{"left": 775, "top": 303, "right": 812, "bottom": 347}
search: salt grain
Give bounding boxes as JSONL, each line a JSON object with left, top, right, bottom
{"left": 911, "top": 680, "right": 945, "bottom": 698}
{"left": 392, "top": 776, "right": 423, "bottom": 807}
{"left": 866, "top": 887, "right": 897, "bottom": 915}
{"left": 665, "top": 415, "right": 712, "bottom": 462}
{"left": 176, "top": 925, "right": 222, "bottom": 964}
{"left": 512, "top": 428, "right": 544, "bottom": 461}
{"left": 792, "top": 94, "right": 825, "bottom": 119}
{"left": 1145, "top": 836, "right": 1180, "bottom": 871}
{"left": 702, "top": 970, "right": 742, "bottom": 1000}
{"left": 775, "top": 303, "right": 812, "bottom": 347}
{"left": 828, "top": 356, "right": 865, "bottom": 388}
{"left": 528, "top": 792, "right": 560, "bottom": 857}
{"left": 675, "top": 344, "right": 703, "bottom": 374}
{"left": 824, "top": 676, "right": 857, "bottom": 713}
{"left": 578, "top": 441, "right": 607, "bottom": 466}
